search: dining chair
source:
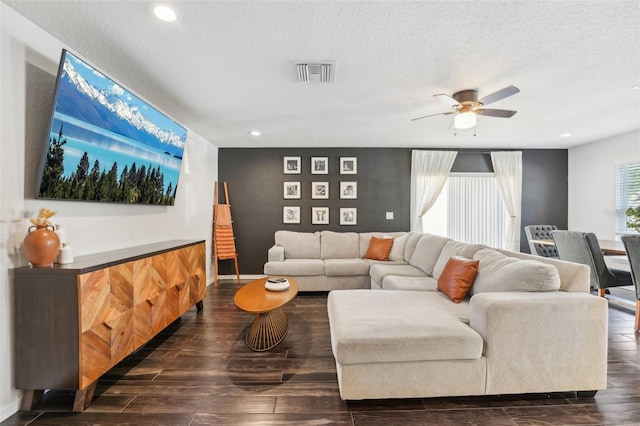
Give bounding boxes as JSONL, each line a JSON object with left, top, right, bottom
{"left": 621, "top": 234, "right": 640, "bottom": 331}
{"left": 524, "top": 225, "right": 558, "bottom": 258}
{"left": 551, "top": 230, "right": 632, "bottom": 296}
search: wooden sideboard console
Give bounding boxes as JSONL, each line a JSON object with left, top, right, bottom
{"left": 14, "top": 240, "right": 206, "bottom": 412}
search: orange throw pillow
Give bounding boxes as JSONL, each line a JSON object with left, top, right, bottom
{"left": 364, "top": 237, "right": 394, "bottom": 261}
{"left": 437, "top": 255, "right": 479, "bottom": 303}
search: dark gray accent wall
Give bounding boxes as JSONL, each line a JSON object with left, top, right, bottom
{"left": 520, "top": 149, "right": 569, "bottom": 248}
{"left": 218, "top": 148, "right": 411, "bottom": 274}
{"left": 218, "top": 148, "right": 568, "bottom": 274}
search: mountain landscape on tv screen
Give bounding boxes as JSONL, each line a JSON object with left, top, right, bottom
{"left": 36, "top": 51, "right": 187, "bottom": 205}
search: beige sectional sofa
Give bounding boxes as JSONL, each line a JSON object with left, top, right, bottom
{"left": 263, "top": 230, "right": 609, "bottom": 400}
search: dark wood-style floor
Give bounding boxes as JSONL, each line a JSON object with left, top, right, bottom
{"left": 3, "top": 280, "right": 640, "bottom": 426}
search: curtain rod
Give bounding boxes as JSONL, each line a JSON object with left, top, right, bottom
{"left": 458, "top": 150, "right": 521, "bottom": 154}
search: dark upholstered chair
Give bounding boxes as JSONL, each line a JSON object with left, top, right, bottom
{"left": 551, "top": 230, "right": 632, "bottom": 297}
{"left": 621, "top": 234, "right": 640, "bottom": 331}
{"left": 524, "top": 225, "right": 558, "bottom": 258}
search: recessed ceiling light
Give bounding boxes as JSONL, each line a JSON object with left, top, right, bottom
{"left": 560, "top": 133, "right": 572, "bottom": 138}
{"left": 250, "top": 130, "right": 261, "bottom": 136}
{"left": 153, "top": 5, "right": 177, "bottom": 22}
{"left": 633, "top": 84, "right": 640, "bottom": 90}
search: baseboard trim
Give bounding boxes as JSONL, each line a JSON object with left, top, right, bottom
{"left": 217, "top": 274, "right": 265, "bottom": 281}
{"left": 0, "top": 394, "right": 21, "bottom": 423}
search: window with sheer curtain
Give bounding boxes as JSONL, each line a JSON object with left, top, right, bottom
{"left": 422, "top": 173, "right": 507, "bottom": 247}
{"left": 616, "top": 160, "right": 640, "bottom": 235}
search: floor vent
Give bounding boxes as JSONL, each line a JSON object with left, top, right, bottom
{"left": 296, "top": 62, "right": 335, "bottom": 83}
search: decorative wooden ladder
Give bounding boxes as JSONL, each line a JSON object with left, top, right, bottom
{"left": 213, "top": 181, "right": 240, "bottom": 286}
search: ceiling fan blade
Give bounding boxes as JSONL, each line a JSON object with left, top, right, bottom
{"left": 476, "top": 108, "right": 517, "bottom": 118}
{"left": 477, "top": 85, "right": 520, "bottom": 106}
{"left": 411, "top": 111, "right": 456, "bottom": 122}
{"left": 434, "top": 94, "right": 460, "bottom": 107}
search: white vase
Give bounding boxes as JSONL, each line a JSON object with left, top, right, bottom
{"left": 59, "top": 243, "right": 74, "bottom": 264}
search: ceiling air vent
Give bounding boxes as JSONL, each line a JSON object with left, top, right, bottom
{"left": 296, "top": 62, "right": 335, "bottom": 83}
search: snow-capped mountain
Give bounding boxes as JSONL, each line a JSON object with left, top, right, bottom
{"left": 61, "top": 57, "right": 185, "bottom": 151}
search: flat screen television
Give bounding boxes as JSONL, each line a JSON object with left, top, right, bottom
{"left": 36, "top": 49, "right": 187, "bottom": 206}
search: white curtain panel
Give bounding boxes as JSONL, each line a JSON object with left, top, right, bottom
{"left": 410, "top": 150, "right": 457, "bottom": 232}
{"left": 491, "top": 151, "right": 523, "bottom": 251}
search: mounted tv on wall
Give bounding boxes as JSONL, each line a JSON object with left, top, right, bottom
{"left": 36, "top": 49, "right": 187, "bottom": 206}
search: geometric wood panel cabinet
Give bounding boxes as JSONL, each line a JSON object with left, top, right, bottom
{"left": 14, "top": 240, "right": 206, "bottom": 412}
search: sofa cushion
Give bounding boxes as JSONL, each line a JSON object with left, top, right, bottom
{"left": 369, "top": 263, "right": 427, "bottom": 285}
{"left": 471, "top": 248, "right": 561, "bottom": 294}
{"left": 364, "top": 237, "right": 394, "bottom": 261}
{"left": 324, "top": 259, "right": 370, "bottom": 276}
{"left": 388, "top": 234, "right": 408, "bottom": 262}
{"left": 432, "top": 240, "right": 486, "bottom": 279}
{"left": 409, "top": 234, "right": 451, "bottom": 275}
{"left": 275, "top": 230, "right": 320, "bottom": 259}
{"left": 437, "top": 256, "right": 479, "bottom": 303}
{"left": 328, "top": 290, "right": 481, "bottom": 364}
{"left": 403, "top": 232, "right": 423, "bottom": 261}
{"left": 382, "top": 275, "right": 438, "bottom": 291}
{"left": 264, "top": 259, "right": 324, "bottom": 276}
{"left": 321, "top": 231, "right": 360, "bottom": 259}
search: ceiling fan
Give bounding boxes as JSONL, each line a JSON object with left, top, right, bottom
{"left": 412, "top": 85, "right": 520, "bottom": 130}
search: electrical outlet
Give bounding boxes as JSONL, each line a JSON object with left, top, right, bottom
{"left": 385, "top": 212, "right": 394, "bottom": 220}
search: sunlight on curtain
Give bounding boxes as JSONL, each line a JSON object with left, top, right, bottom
{"left": 410, "top": 150, "right": 457, "bottom": 232}
{"left": 422, "top": 174, "right": 506, "bottom": 247}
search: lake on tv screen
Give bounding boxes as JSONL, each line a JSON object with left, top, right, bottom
{"left": 52, "top": 114, "right": 182, "bottom": 190}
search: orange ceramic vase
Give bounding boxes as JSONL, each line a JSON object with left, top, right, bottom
{"left": 23, "top": 225, "right": 60, "bottom": 267}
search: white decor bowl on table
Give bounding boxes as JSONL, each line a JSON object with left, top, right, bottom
{"left": 265, "top": 277, "right": 290, "bottom": 291}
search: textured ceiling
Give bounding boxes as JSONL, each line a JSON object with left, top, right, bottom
{"left": 3, "top": 0, "right": 640, "bottom": 148}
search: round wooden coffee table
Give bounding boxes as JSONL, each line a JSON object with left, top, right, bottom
{"left": 234, "top": 277, "right": 299, "bottom": 351}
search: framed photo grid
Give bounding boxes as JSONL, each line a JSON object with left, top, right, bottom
{"left": 279, "top": 156, "right": 360, "bottom": 225}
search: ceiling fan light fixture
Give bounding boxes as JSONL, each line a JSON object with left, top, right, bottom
{"left": 413, "top": 85, "right": 519, "bottom": 129}
{"left": 454, "top": 111, "right": 476, "bottom": 129}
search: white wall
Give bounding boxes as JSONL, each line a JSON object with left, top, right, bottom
{"left": 568, "top": 130, "right": 640, "bottom": 238}
{"left": 0, "top": 4, "right": 218, "bottom": 421}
